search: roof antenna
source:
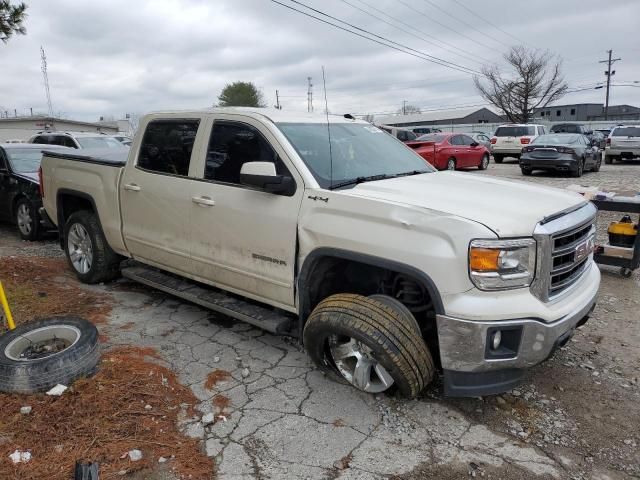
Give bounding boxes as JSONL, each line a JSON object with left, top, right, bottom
{"left": 322, "top": 66, "right": 333, "bottom": 189}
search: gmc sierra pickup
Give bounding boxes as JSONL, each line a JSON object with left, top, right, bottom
{"left": 40, "top": 108, "right": 600, "bottom": 397}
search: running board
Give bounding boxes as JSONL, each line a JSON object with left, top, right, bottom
{"left": 121, "top": 264, "right": 294, "bottom": 335}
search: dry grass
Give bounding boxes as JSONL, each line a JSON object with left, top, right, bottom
{"left": 0, "top": 346, "right": 214, "bottom": 479}
{"left": 0, "top": 257, "right": 111, "bottom": 329}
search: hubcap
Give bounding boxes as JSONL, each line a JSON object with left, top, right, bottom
{"left": 447, "top": 160, "right": 455, "bottom": 170}
{"left": 16, "top": 203, "right": 32, "bottom": 235}
{"left": 482, "top": 156, "right": 489, "bottom": 168}
{"left": 328, "top": 335, "right": 394, "bottom": 393}
{"left": 67, "top": 223, "right": 93, "bottom": 274}
{"left": 5, "top": 325, "right": 80, "bottom": 361}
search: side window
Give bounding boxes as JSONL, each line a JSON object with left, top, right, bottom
{"left": 538, "top": 126, "right": 546, "bottom": 135}
{"left": 204, "top": 121, "right": 287, "bottom": 185}
{"left": 32, "top": 136, "right": 49, "bottom": 144}
{"left": 462, "top": 135, "right": 474, "bottom": 145}
{"left": 397, "top": 131, "right": 406, "bottom": 141}
{"left": 51, "top": 136, "right": 68, "bottom": 147}
{"left": 0, "top": 152, "right": 7, "bottom": 170}
{"left": 450, "top": 135, "right": 462, "bottom": 146}
{"left": 64, "top": 137, "right": 78, "bottom": 148}
{"left": 138, "top": 120, "right": 200, "bottom": 176}
{"left": 406, "top": 131, "right": 417, "bottom": 141}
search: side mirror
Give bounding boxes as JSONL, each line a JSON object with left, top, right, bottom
{"left": 240, "top": 162, "right": 295, "bottom": 196}
{"left": 470, "top": 142, "right": 479, "bottom": 147}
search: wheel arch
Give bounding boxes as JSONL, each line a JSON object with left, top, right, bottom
{"left": 297, "top": 247, "right": 445, "bottom": 339}
{"left": 10, "top": 193, "right": 28, "bottom": 221}
{"left": 56, "top": 189, "right": 104, "bottom": 248}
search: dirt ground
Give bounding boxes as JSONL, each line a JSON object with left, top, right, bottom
{"left": 0, "top": 159, "right": 639, "bottom": 479}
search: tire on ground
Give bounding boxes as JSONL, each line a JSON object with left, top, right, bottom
{"left": 493, "top": 155, "right": 503, "bottom": 163}
{"left": 303, "top": 293, "right": 435, "bottom": 398}
{"left": 0, "top": 316, "right": 100, "bottom": 394}
{"left": 15, "top": 197, "right": 40, "bottom": 241}
{"left": 64, "top": 210, "right": 121, "bottom": 284}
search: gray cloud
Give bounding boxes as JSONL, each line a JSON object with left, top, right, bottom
{"left": 1, "top": 0, "right": 638, "bottom": 121}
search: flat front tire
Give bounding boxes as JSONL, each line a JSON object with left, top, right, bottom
{"left": 303, "top": 294, "right": 435, "bottom": 398}
{"left": 64, "top": 210, "right": 121, "bottom": 284}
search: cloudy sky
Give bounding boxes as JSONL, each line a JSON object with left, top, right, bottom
{"left": 1, "top": 0, "right": 639, "bottom": 122}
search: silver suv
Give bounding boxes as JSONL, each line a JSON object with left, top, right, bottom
{"left": 605, "top": 125, "right": 640, "bottom": 164}
{"left": 28, "top": 132, "right": 125, "bottom": 149}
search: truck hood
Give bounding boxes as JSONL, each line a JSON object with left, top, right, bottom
{"left": 344, "top": 171, "right": 586, "bottom": 236}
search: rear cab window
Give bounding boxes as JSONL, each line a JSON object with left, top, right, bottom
{"left": 137, "top": 120, "right": 201, "bottom": 176}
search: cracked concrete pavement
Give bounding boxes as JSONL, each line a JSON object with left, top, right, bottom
{"left": 1, "top": 160, "right": 639, "bottom": 479}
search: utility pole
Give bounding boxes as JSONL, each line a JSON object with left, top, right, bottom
{"left": 307, "top": 77, "right": 313, "bottom": 113}
{"left": 402, "top": 100, "right": 407, "bottom": 115}
{"left": 599, "top": 50, "right": 621, "bottom": 121}
{"left": 275, "top": 90, "right": 281, "bottom": 110}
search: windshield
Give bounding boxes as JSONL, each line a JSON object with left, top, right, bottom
{"left": 612, "top": 127, "right": 640, "bottom": 137}
{"left": 277, "top": 122, "right": 434, "bottom": 189}
{"left": 5, "top": 148, "right": 59, "bottom": 173}
{"left": 495, "top": 126, "right": 535, "bottom": 136}
{"left": 532, "top": 134, "right": 580, "bottom": 145}
{"left": 550, "top": 124, "right": 582, "bottom": 134}
{"left": 416, "top": 133, "right": 447, "bottom": 143}
{"left": 76, "top": 136, "right": 124, "bottom": 148}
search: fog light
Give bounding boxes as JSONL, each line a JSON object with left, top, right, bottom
{"left": 491, "top": 330, "right": 502, "bottom": 350}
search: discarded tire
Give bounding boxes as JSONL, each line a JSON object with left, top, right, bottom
{"left": 0, "top": 316, "right": 100, "bottom": 394}
{"left": 304, "top": 293, "right": 435, "bottom": 398}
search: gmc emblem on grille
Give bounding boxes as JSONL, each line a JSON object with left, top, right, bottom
{"left": 575, "top": 237, "right": 595, "bottom": 263}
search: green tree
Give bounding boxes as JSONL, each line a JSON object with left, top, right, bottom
{"left": 217, "top": 81, "right": 266, "bottom": 107}
{"left": 0, "top": 1, "right": 27, "bottom": 44}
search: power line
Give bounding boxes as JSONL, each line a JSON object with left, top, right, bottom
{"left": 339, "top": 0, "right": 491, "bottom": 66}
{"left": 449, "top": 0, "right": 530, "bottom": 47}
{"left": 393, "top": 0, "right": 500, "bottom": 53}
{"left": 420, "top": 0, "right": 512, "bottom": 49}
{"left": 270, "top": 0, "right": 480, "bottom": 76}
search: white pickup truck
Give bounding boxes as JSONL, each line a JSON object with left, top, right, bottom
{"left": 40, "top": 108, "right": 600, "bottom": 397}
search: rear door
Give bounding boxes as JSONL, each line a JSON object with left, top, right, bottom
{"left": 188, "top": 116, "right": 304, "bottom": 309}
{"left": 120, "top": 117, "right": 205, "bottom": 275}
{"left": 449, "top": 135, "right": 468, "bottom": 166}
{"left": 462, "top": 134, "right": 483, "bottom": 166}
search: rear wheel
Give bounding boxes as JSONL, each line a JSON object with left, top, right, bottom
{"left": 493, "top": 155, "right": 503, "bottom": 164}
{"left": 446, "top": 158, "right": 456, "bottom": 171}
{"left": 303, "top": 294, "right": 435, "bottom": 398}
{"left": 15, "top": 197, "right": 40, "bottom": 241}
{"left": 64, "top": 210, "right": 121, "bottom": 284}
{"left": 572, "top": 159, "right": 584, "bottom": 177}
{"left": 604, "top": 155, "right": 613, "bottom": 164}
{"left": 592, "top": 154, "right": 602, "bottom": 172}
{"left": 478, "top": 154, "right": 489, "bottom": 170}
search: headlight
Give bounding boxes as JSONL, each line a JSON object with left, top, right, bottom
{"left": 469, "top": 238, "right": 536, "bottom": 290}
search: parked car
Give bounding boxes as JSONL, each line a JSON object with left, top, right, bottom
{"left": 550, "top": 123, "right": 603, "bottom": 149}
{"left": 378, "top": 125, "right": 418, "bottom": 143}
{"left": 604, "top": 125, "right": 640, "bottom": 164}
{"left": 0, "top": 143, "right": 70, "bottom": 239}
{"left": 595, "top": 128, "right": 611, "bottom": 138}
{"left": 407, "top": 133, "right": 490, "bottom": 170}
{"left": 112, "top": 135, "right": 132, "bottom": 146}
{"left": 28, "top": 131, "right": 125, "bottom": 149}
{"left": 469, "top": 132, "right": 492, "bottom": 150}
{"left": 519, "top": 133, "right": 600, "bottom": 177}
{"left": 410, "top": 127, "right": 442, "bottom": 135}
{"left": 590, "top": 130, "right": 607, "bottom": 150}
{"left": 490, "top": 124, "right": 546, "bottom": 163}
{"left": 41, "top": 108, "right": 600, "bottom": 398}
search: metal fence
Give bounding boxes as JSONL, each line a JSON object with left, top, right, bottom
{"left": 412, "top": 120, "right": 632, "bottom": 135}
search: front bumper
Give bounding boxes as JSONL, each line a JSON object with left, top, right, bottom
{"left": 437, "top": 285, "right": 598, "bottom": 397}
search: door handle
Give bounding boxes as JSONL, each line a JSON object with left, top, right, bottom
{"left": 192, "top": 196, "right": 216, "bottom": 207}
{"left": 123, "top": 183, "right": 141, "bottom": 192}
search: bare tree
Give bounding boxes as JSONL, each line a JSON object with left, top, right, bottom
{"left": 474, "top": 46, "right": 568, "bottom": 124}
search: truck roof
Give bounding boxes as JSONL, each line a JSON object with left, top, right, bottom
{"left": 146, "top": 107, "right": 367, "bottom": 125}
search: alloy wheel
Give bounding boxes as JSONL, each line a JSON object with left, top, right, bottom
{"left": 328, "top": 335, "right": 394, "bottom": 393}
{"left": 16, "top": 203, "right": 33, "bottom": 236}
{"left": 67, "top": 223, "right": 93, "bottom": 274}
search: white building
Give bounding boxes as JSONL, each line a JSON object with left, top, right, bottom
{"left": 0, "top": 116, "right": 122, "bottom": 142}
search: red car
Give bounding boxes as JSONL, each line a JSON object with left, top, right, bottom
{"left": 406, "top": 133, "right": 490, "bottom": 171}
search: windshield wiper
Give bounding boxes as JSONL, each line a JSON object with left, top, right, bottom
{"left": 328, "top": 170, "right": 430, "bottom": 190}
{"left": 329, "top": 174, "right": 390, "bottom": 190}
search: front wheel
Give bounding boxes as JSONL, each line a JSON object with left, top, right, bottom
{"left": 15, "top": 198, "right": 40, "bottom": 241}
{"left": 64, "top": 210, "right": 121, "bottom": 284}
{"left": 592, "top": 155, "right": 602, "bottom": 172}
{"left": 446, "top": 158, "right": 456, "bottom": 171}
{"left": 604, "top": 155, "right": 613, "bottom": 165}
{"left": 478, "top": 154, "right": 489, "bottom": 170}
{"left": 303, "top": 294, "right": 435, "bottom": 398}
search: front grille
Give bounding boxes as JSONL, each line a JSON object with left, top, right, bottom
{"left": 549, "top": 221, "right": 594, "bottom": 298}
